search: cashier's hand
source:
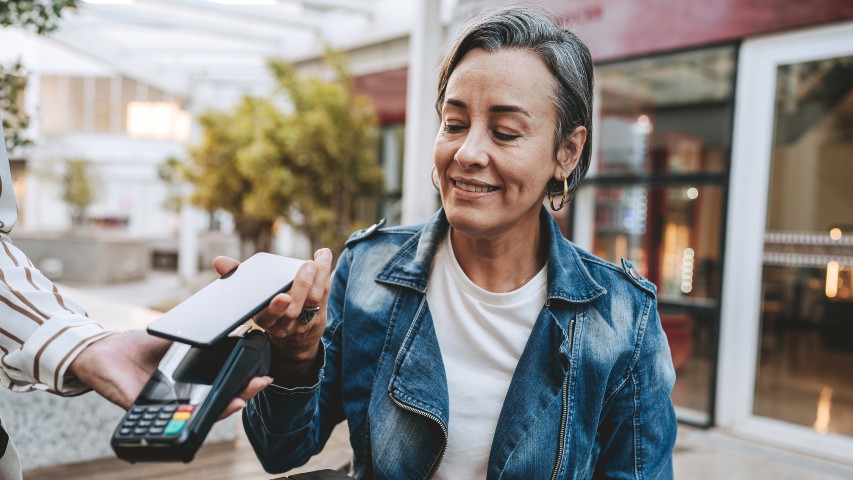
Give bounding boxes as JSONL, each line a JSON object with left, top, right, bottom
{"left": 69, "top": 329, "right": 273, "bottom": 419}
{"left": 213, "top": 248, "right": 333, "bottom": 388}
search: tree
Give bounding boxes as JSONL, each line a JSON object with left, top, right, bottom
{"left": 262, "top": 50, "right": 384, "bottom": 253}
{"left": 157, "top": 156, "right": 187, "bottom": 214}
{"left": 0, "top": 61, "right": 31, "bottom": 154}
{"left": 61, "top": 158, "right": 97, "bottom": 229}
{"left": 1, "top": 0, "right": 79, "bottom": 154}
{"left": 185, "top": 103, "right": 280, "bottom": 257}
{"left": 1, "top": 0, "right": 79, "bottom": 34}
{"left": 186, "top": 49, "right": 384, "bottom": 257}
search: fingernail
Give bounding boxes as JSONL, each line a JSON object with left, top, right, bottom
{"left": 305, "top": 263, "right": 316, "bottom": 274}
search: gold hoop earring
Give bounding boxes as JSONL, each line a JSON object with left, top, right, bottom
{"left": 431, "top": 165, "right": 440, "bottom": 191}
{"left": 549, "top": 177, "right": 569, "bottom": 211}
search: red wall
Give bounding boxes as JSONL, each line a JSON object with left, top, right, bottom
{"left": 538, "top": 0, "right": 853, "bottom": 61}
{"left": 355, "top": 0, "right": 853, "bottom": 124}
{"left": 353, "top": 67, "right": 408, "bottom": 125}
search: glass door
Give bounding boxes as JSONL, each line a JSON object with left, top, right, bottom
{"left": 574, "top": 45, "right": 736, "bottom": 426}
{"left": 719, "top": 22, "right": 853, "bottom": 462}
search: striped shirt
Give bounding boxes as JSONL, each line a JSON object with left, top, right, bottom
{"left": 0, "top": 232, "right": 111, "bottom": 395}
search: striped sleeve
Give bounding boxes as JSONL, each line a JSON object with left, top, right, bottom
{"left": 0, "top": 233, "right": 114, "bottom": 395}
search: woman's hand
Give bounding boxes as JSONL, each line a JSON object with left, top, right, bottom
{"left": 213, "top": 248, "right": 333, "bottom": 387}
{"left": 69, "top": 330, "right": 272, "bottom": 418}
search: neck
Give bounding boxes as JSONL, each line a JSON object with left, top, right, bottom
{"left": 449, "top": 219, "right": 548, "bottom": 293}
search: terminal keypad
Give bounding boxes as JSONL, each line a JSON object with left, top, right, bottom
{"left": 117, "top": 404, "right": 195, "bottom": 438}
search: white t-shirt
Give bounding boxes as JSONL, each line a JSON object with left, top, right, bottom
{"left": 428, "top": 231, "right": 547, "bottom": 479}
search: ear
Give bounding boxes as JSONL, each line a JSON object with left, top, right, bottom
{"left": 553, "top": 126, "right": 588, "bottom": 180}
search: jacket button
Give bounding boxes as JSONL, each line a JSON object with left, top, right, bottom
{"left": 628, "top": 267, "right": 640, "bottom": 280}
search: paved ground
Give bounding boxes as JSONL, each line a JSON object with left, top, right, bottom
{"left": 674, "top": 426, "right": 853, "bottom": 479}
{"left": 53, "top": 270, "right": 853, "bottom": 478}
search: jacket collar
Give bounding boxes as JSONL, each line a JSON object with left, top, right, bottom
{"left": 376, "top": 207, "right": 606, "bottom": 304}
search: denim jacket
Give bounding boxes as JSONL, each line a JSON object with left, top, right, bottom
{"left": 244, "top": 207, "right": 677, "bottom": 479}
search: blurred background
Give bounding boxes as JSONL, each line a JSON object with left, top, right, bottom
{"left": 1, "top": 0, "right": 853, "bottom": 478}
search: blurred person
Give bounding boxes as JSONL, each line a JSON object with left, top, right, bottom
{"left": 232, "top": 5, "right": 676, "bottom": 479}
{"left": 0, "top": 123, "right": 272, "bottom": 479}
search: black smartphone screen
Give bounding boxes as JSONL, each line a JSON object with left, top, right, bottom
{"left": 147, "top": 253, "right": 304, "bottom": 346}
{"left": 137, "top": 334, "right": 240, "bottom": 404}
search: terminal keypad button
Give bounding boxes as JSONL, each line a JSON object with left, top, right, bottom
{"left": 163, "top": 420, "right": 186, "bottom": 436}
{"left": 120, "top": 403, "right": 195, "bottom": 438}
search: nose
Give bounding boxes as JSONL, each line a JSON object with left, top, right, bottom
{"left": 454, "top": 129, "right": 489, "bottom": 169}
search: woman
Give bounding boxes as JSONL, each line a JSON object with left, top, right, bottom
{"left": 229, "top": 5, "right": 677, "bottom": 479}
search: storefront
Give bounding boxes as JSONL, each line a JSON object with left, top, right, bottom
{"left": 717, "top": 22, "right": 853, "bottom": 462}
{"left": 522, "top": 0, "right": 853, "bottom": 464}
{"left": 366, "top": 0, "right": 853, "bottom": 463}
{"left": 570, "top": 43, "right": 735, "bottom": 428}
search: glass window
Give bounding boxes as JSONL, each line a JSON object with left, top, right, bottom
{"left": 39, "top": 76, "right": 64, "bottom": 135}
{"left": 94, "top": 77, "right": 113, "bottom": 134}
{"left": 574, "top": 45, "right": 736, "bottom": 425}
{"left": 379, "top": 124, "right": 405, "bottom": 225}
{"left": 121, "top": 77, "right": 137, "bottom": 132}
{"left": 590, "top": 184, "right": 723, "bottom": 305}
{"left": 68, "top": 76, "right": 86, "bottom": 133}
{"left": 39, "top": 75, "right": 171, "bottom": 136}
{"left": 754, "top": 54, "right": 853, "bottom": 436}
{"left": 597, "top": 47, "right": 735, "bottom": 175}
{"left": 148, "top": 86, "right": 164, "bottom": 103}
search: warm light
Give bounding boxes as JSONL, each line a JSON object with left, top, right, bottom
{"left": 813, "top": 386, "right": 833, "bottom": 434}
{"left": 127, "top": 102, "right": 191, "bottom": 142}
{"left": 686, "top": 187, "right": 699, "bottom": 200}
{"left": 830, "top": 228, "right": 842, "bottom": 240}
{"left": 681, "top": 248, "right": 694, "bottom": 294}
{"left": 826, "top": 261, "right": 839, "bottom": 298}
{"left": 634, "top": 114, "right": 653, "bottom": 134}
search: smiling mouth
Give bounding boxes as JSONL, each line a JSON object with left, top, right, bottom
{"left": 454, "top": 180, "right": 498, "bottom": 193}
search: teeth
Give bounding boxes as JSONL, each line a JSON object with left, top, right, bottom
{"left": 455, "top": 181, "right": 495, "bottom": 193}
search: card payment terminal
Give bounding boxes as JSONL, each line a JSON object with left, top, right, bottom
{"left": 111, "top": 329, "right": 270, "bottom": 462}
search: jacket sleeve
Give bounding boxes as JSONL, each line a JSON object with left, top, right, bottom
{"left": 592, "top": 300, "right": 677, "bottom": 480}
{"left": 0, "top": 234, "right": 112, "bottom": 395}
{"left": 242, "top": 248, "right": 350, "bottom": 474}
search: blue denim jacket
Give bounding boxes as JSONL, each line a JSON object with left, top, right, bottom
{"left": 244, "top": 207, "right": 677, "bottom": 479}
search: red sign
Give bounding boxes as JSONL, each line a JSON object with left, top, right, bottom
{"left": 536, "top": 0, "right": 853, "bottom": 61}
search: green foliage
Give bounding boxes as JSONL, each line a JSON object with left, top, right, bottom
{"left": 186, "top": 49, "right": 384, "bottom": 255}
{"left": 157, "top": 156, "right": 187, "bottom": 213}
{"left": 1, "top": 0, "right": 79, "bottom": 154}
{"left": 186, "top": 105, "right": 276, "bottom": 254}
{"left": 0, "top": 0, "right": 79, "bottom": 35}
{"left": 61, "top": 158, "right": 97, "bottom": 229}
{"left": 0, "top": 61, "right": 31, "bottom": 155}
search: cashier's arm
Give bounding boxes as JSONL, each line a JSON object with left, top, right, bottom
{"left": 0, "top": 232, "right": 271, "bottom": 418}
{"left": 69, "top": 331, "right": 273, "bottom": 418}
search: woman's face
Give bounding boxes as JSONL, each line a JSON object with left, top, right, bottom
{"left": 434, "top": 48, "right": 570, "bottom": 240}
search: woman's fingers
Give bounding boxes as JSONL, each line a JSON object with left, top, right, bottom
{"left": 284, "top": 261, "right": 318, "bottom": 319}
{"left": 250, "top": 250, "right": 333, "bottom": 346}
{"left": 213, "top": 255, "right": 241, "bottom": 277}
{"left": 311, "top": 249, "right": 333, "bottom": 306}
{"left": 253, "top": 293, "right": 291, "bottom": 331}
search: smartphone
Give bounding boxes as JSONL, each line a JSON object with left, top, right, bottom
{"left": 112, "top": 330, "right": 270, "bottom": 462}
{"left": 147, "top": 252, "right": 304, "bottom": 346}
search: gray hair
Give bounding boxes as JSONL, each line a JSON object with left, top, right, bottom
{"left": 436, "top": 4, "right": 594, "bottom": 200}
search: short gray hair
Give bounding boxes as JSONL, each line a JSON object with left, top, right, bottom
{"left": 436, "top": 4, "right": 594, "bottom": 200}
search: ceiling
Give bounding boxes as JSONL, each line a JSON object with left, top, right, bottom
{"left": 47, "top": 0, "right": 440, "bottom": 99}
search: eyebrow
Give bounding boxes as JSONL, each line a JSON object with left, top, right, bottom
{"left": 445, "top": 98, "right": 531, "bottom": 118}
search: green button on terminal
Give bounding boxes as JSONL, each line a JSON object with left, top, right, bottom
{"left": 163, "top": 419, "right": 186, "bottom": 435}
